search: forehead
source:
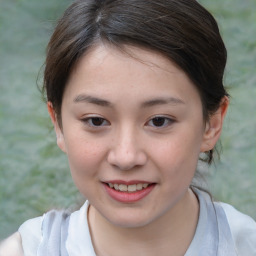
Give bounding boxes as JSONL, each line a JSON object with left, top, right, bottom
{"left": 63, "top": 44, "right": 202, "bottom": 108}
{"left": 73, "top": 44, "right": 183, "bottom": 78}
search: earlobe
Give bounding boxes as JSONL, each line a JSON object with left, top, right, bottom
{"left": 200, "top": 96, "right": 229, "bottom": 152}
{"left": 47, "top": 102, "right": 66, "bottom": 153}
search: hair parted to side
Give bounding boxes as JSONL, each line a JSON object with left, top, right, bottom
{"left": 42, "top": 0, "right": 228, "bottom": 164}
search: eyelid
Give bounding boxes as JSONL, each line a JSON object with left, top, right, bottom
{"left": 81, "top": 115, "right": 110, "bottom": 127}
{"left": 146, "top": 115, "right": 175, "bottom": 128}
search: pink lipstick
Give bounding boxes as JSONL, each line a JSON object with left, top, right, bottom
{"left": 103, "top": 181, "right": 155, "bottom": 203}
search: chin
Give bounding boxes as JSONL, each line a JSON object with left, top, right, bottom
{"left": 104, "top": 209, "right": 157, "bottom": 229}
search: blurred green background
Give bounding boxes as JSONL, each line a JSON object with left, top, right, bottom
{"left": 0, "top": 0, "right": 255, "bottom": 239}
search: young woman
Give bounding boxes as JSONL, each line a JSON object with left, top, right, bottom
{"left": 1, "top": 0, "right": 255, "bottom": 255}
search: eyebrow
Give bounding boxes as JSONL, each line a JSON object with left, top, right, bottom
{"left": 141, "top": 97, "right": 185, "bottom": 108}
{"left": 73, "top": 94, "right": 185, "bottom": 108}
{"left": 73, "top": 94, "right": 113, "bottom": 107}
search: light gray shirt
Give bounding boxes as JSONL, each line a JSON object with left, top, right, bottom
{"left": 19, "top": 189, "right": 256, "bottom": 255}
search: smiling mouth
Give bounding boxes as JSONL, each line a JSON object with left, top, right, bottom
{"left": 106, "top": 183, "right": 152, "bottom": 193}
{"left": 104, "top": 182, "right": 156, "bottom": 203}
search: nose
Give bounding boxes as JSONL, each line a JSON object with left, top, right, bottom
{"left": 107, "top": 127, "right": 147, "bottom": 171}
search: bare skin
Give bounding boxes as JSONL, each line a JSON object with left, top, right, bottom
{"left": 0, "top": 232, "right": 23, "bottom": 256}
{"left": 89, "top": 188, "right": 199, "bottom": 256}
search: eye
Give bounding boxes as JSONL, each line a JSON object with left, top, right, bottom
{"left": 147, "top": 116, "right": 174, "bottom": 128}
{"left": 82, "top": 117, "right": 110, "bottom": 127}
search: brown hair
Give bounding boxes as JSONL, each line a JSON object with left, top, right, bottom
{"left": 43, "top": 0, "right": 228, "bottom": 163}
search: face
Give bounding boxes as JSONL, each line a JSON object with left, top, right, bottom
{"left": 49, "top": 45, "right": 224, "bottom": 228}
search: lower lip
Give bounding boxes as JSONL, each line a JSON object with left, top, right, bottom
{"left": 103, "top": 183, "right": 155, "bottom": 203}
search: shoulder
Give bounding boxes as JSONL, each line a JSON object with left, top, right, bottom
{"left": 220, "top": 202, "right": 256, "bottom": 255}
{"left": 0, "top": 215, "right": 44, "bottom": 256}
{"left": 0, "top": 232, "right": 23, "bottom": 256}
{"left": 19, "top": 215, "right": 43, "bottom": 236}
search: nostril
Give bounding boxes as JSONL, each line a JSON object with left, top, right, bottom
{"left": 107, "top": 149, "right": 147, "bottom": 171}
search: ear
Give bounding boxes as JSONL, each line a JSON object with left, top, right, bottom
{"left": 200, "top": 96, "right": 229, "bottom": 152}
{"left": 47, "top": 102, "right": 66, "bottom": 153}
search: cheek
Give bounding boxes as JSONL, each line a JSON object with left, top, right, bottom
{"left": 65, "top": 138, "right": 107, "bottom": 198}
{"left": 64, "top": 135, "right": 106, "bottom": 178}
{"left": 150, "top": 129, "right": 202, "bottom": 175}
{"left": 154, "top": 137, "right": 200, "bottom": 161}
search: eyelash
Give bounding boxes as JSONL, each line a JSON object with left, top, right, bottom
{"left": 82, "top": 116, "right": 110, "bottom": 127}
{"left": 146, "top": 116, "right": 175, "bottom": 128}
{"left": 81, "top": 115, "right": 175, "bottom": 129}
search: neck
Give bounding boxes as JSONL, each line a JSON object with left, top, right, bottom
{"left": 88, "top": 188, "right": 199, "bottom": 256}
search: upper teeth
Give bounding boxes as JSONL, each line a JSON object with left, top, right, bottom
{"left": 108, "top": 183, "right": 149, "bottom": 192}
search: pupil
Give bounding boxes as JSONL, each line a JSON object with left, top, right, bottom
{"left": 92, "top": 118, "right": 104, "bottom": 126}
{"left": 153, "top": 117, "right": 165, "bottom": 126}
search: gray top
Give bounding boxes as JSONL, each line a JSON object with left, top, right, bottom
{"left": 185, "top": 188, "right": 237, "bottom": 255}
{"left": 19, "top": 188, "right": 256, "bottom": 255}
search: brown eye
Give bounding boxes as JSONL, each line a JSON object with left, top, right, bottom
{"left": 152, "top": 117, "right": 166, "bottom": 127}
{"left": 91, "top": 117, "right": 105, "bottom": 126}
{"left": 83, "top": 117, "right": 110, "bottom": 127}
{"left": 147, "top": 116, "right": 174, "bottom": 128}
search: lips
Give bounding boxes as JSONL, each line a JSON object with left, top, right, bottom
{"left": 103, "top": 181, "right": 155, "bottom": 203}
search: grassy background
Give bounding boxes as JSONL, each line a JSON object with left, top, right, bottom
{"left": 0, "top": 0, "right": 255, "bottom": 239}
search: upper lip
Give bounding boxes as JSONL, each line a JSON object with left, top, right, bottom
{"left": 103, "top": 180, "right": 154, "bottom": 185}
